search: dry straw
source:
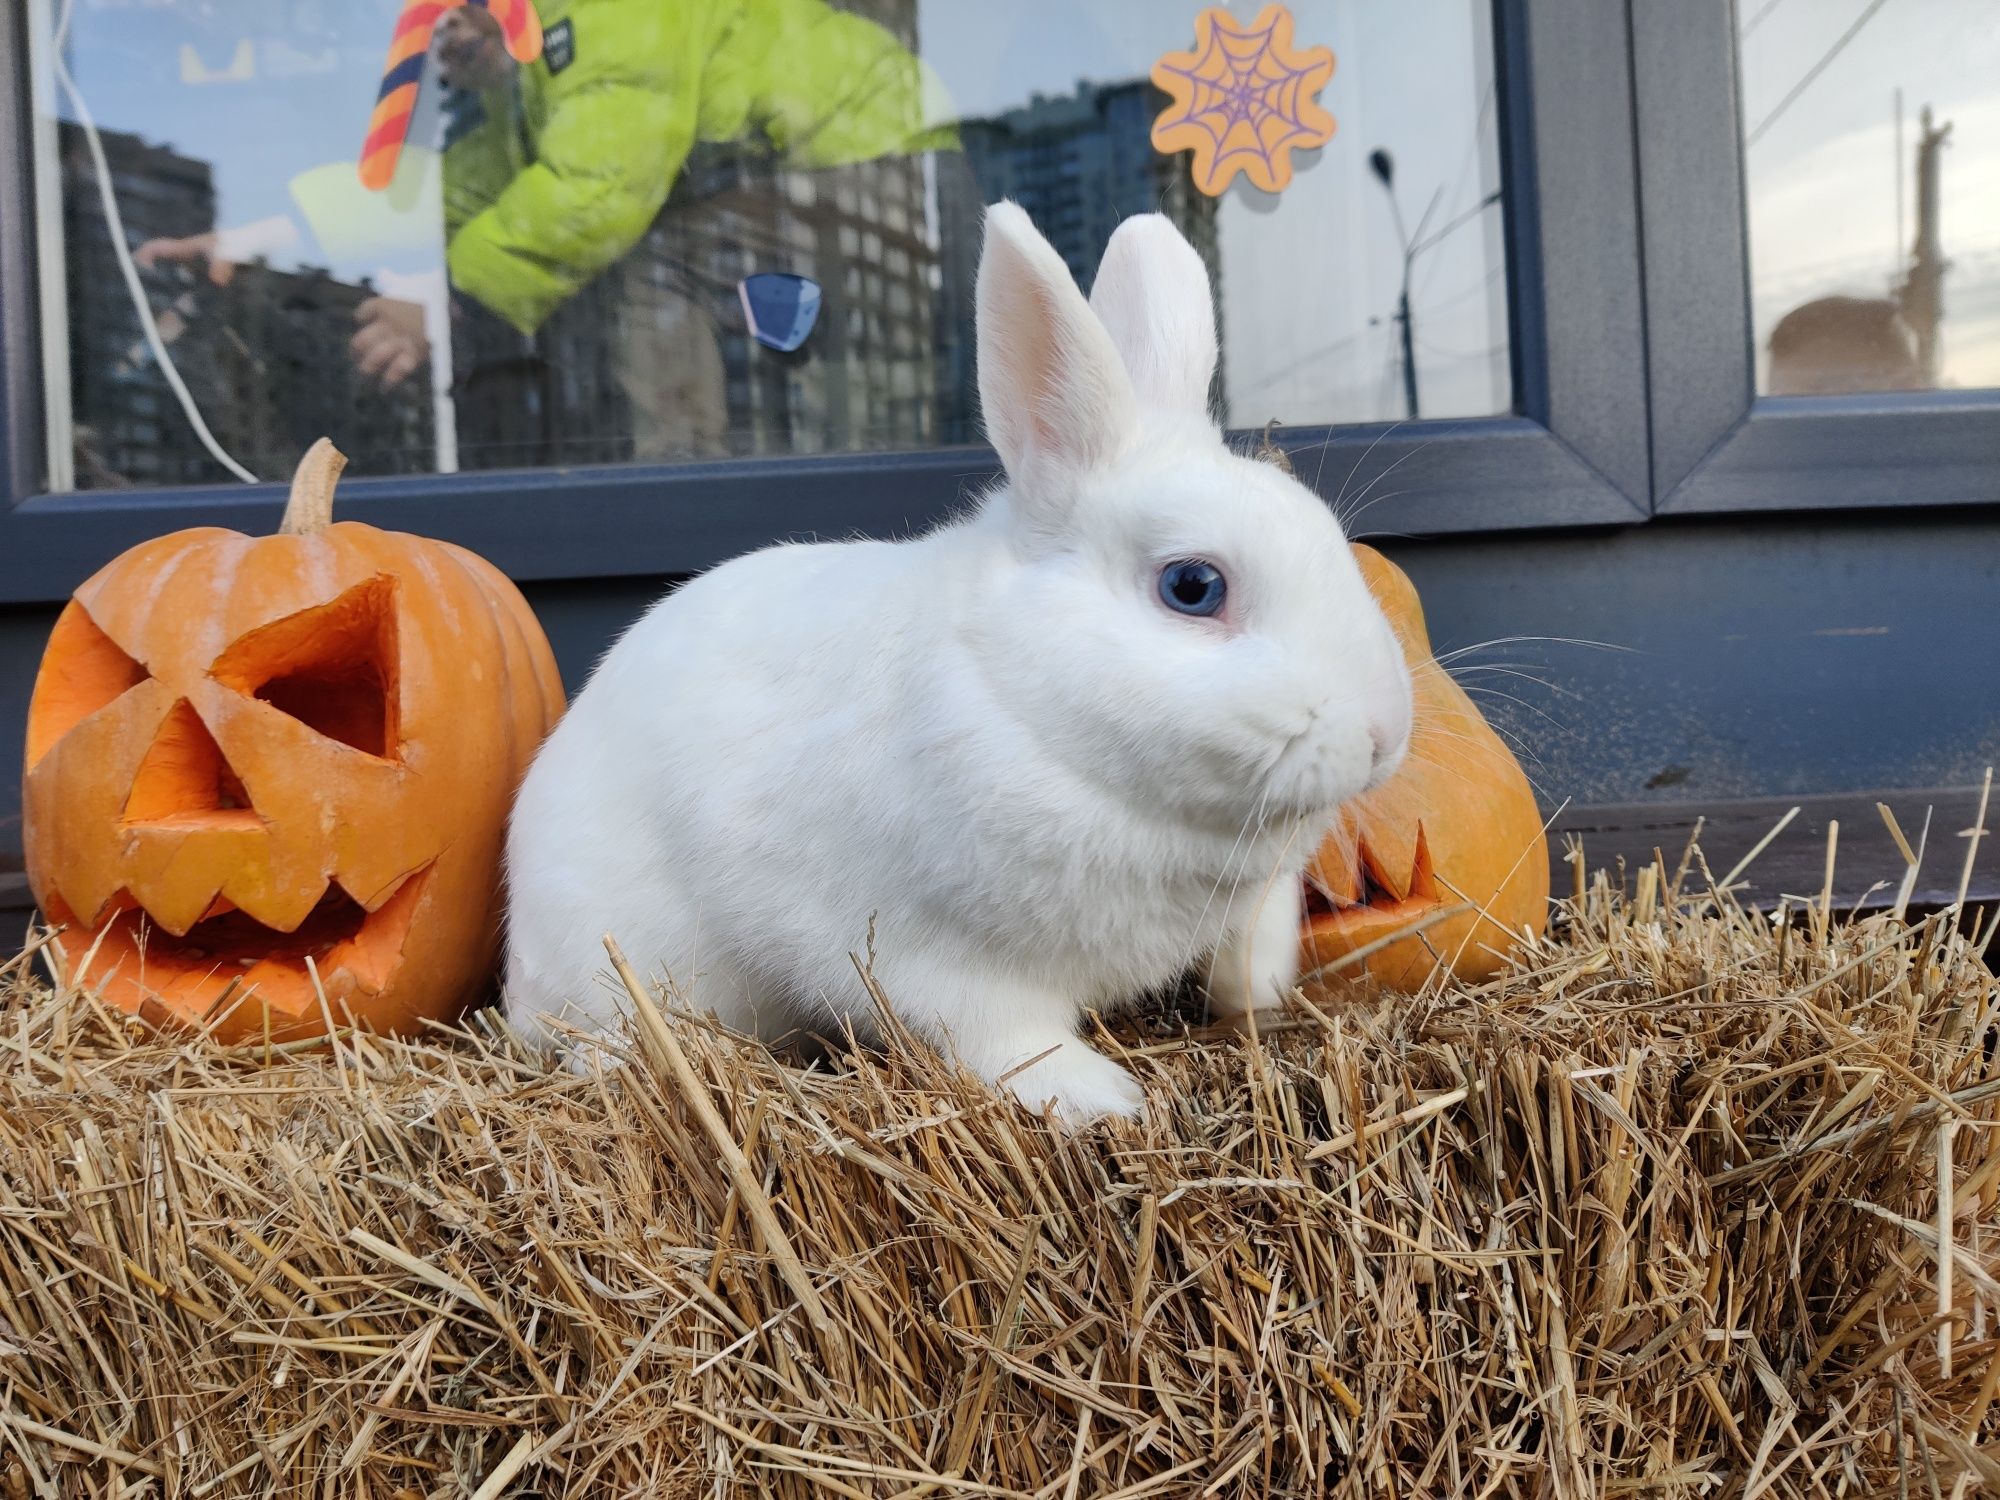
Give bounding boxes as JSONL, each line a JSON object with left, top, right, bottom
{"left": 2, "top": 825, "right": 1998, "bottom": 1497}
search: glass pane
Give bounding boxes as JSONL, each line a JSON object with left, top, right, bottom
{"left": 31, "top": 0, "right": 1508, "bottom": 492}
{"left": 1738, "top": 1, "right": 2000, "bottom": 396}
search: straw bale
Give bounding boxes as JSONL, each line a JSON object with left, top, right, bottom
{"left": 1, "top": 858, "right": 1998, "bottom": 1497}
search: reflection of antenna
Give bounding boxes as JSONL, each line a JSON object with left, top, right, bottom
{"left": 1366, "top": 149, "right": 1499, "bottom": 422}
{"left": 1369, "top": 148, "right": 1420, "bottom": 421}
{"left": 1898, "top": 105, "right": 1952, "bottom": 384}
{"left": 1893, "top": 87, "right": 1904, "bottom": 271}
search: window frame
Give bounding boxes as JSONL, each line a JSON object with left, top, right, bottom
{"left": 1631, "top": 0, "right": 2000, "bottom": 516}
{"left": 0, "top": 0, "right": 1653, "bottom": 607}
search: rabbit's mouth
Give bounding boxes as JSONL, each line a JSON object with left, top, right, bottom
{"left": 1256, "top": 731, "right": 1374, "bottom": 824}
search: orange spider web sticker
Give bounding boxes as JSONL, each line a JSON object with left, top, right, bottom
{"left": 1151, "top": 5, "right": 1336, "bottom": 197}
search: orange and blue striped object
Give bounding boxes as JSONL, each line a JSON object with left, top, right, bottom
{"left": 359, "top": 0, "right": 543, "bottom": 190}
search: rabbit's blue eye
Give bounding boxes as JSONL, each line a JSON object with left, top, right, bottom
{"left": 1158, "top": 559, "right": 1227, "bottom": 617}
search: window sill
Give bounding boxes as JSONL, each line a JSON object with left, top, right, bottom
{"left": 0, "top": 415, "right": 1646, "bottom": 605}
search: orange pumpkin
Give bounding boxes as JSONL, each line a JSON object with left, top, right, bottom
{"left": 22, "top": 441, "right": 564, "bottom": 1040}
{"left": 1302, "top": 545, "right": 1548, "bottom": 989}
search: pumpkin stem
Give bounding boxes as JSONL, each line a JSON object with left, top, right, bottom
{"left": 280, "top": 439, "right": 348, "bottom": 536}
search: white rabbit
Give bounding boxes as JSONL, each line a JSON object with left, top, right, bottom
{"left": 504, "top": 203, "right": 1411, "bottom": 1122}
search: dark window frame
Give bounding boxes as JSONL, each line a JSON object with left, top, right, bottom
{"left": 1631, "top": 0, "right": 2000, "bottom": 516}
{"left": 0, "top": 0, "right": 1656, "bottom": 606}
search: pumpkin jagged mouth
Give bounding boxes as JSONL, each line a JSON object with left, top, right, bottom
{"left": 45, "top": 864, "right": 433, "bottom": 1035}
{"left": 1305, "top": 825, "right": 1438, "bottom": 922}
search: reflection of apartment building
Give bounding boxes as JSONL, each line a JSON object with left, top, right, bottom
{"left": 60, "top": 125, "right": 212, "bottom": 487}
{"left": 650, "top": 141, "right": 941, "bottom": 458}
{"left": 680, "top": 0, "right": 941, "bottom": 459}
{"left": 935, "top": 79, "right": 1224, "bottom": 442}
{"left": 60, "top": 124, "right": 432, "bottom": 488}
{"left": 204, "top": 263, "right": 436, "bottom": 479}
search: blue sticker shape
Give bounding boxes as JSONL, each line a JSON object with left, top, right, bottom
{"left": 739, "top": 273, "right": 823, "bottom": 353}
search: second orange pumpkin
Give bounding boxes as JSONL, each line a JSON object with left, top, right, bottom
{"left": 1302, "top": 545, "right": 1548, "bottom": 990}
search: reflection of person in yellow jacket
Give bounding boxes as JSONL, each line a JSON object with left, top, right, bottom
{"left": 371, "top": 0, "right": 955, "bottom": 459}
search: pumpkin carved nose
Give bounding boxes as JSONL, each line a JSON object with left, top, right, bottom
{"left": 122, "top": 699, "right": 259, "bottom": 830}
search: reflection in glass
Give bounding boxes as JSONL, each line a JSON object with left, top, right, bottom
{"left": 33, "top": 0, "right": 1509, "bottom": 491}
{"left": 739, "top": 274, "right": 823, "bottom": 354}
{"left": 1739, "top": 1, "right": 2000, "bottom": 395}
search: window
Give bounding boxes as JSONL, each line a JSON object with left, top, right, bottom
{"left": 1630, "top": 0, "right": 2000, "bottom": 516}
{"left": 25, "top": 0, "right": 1508, "bottom": 492}
{"left": 0, "top": 0, "right": 1661, "bottom": 594}
{"left": 1738, "top": 0, "right": 2000, "bottom": 397}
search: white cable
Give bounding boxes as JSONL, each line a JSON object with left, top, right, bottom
{"left": 26, "top": 0, "right": 76, "bottom": 491}
{"left": 50, "top": 0, "right": 259, "bottom": 482}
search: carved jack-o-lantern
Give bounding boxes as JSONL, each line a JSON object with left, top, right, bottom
{"left": 1302, "top": 545, "right": 1548, "bottom": 990}
{"left": 23, "top": 442, "right": 563, "bottom": 1039}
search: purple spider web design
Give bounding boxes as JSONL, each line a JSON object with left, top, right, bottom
{"left": 1156, "top": 14, "right": 1331, "bottom": 188}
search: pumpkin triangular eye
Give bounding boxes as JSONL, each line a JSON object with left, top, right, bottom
{"left": 26, "top": 603, "right": 148, "bottom": 766}
{"left": 123, "top": 698, "right": 257, "bottom": 827}
{"left": 211, "top": 576, "right": 399, "bottom": 760}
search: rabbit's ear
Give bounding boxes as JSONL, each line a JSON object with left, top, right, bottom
{"left": 1088, "top": 214, "right": 1218, "bottom": 425}
{"left": 977, "top": 202, "right": 1138, "bottom": 514}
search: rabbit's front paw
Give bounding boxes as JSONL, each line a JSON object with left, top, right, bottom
{"left": 1208, "top": 878, "right": 1305, "bottom": 1018}
{"left": 1002, "top": 1041, "right": 1145, "bottom": 1126}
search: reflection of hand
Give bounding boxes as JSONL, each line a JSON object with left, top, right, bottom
{"left": 433, "top": 8, "right": 513, "bottom": 91}
{"left": 351, "top": 297, "right": 430, "bottom": 388}
{"left": 134, "top": 231, "right": 236, "bottom": 287}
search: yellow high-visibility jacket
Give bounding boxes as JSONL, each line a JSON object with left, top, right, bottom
{"left": 443, "top": 0, "right": 955, "bottom": 333}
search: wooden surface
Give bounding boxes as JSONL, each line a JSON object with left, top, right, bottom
{"left": 3, "top": 785, "right": 1992, "bottom": 922}
{"left": 1551, "top": 783, "right": 1995, "bottom": 912}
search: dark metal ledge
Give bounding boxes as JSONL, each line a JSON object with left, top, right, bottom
{"left": 1658, "top": 395, "right": 2000, "bottom": 517}
{"left": 0, "top": 416, "right": 1646, "bottom": 606}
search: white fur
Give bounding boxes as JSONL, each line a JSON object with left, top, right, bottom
{"left": 1088, "top": 214, "right": 1220, "bottom": 425}
{"left": 504, "top": 205, "right": 1412, "bottom": 1122}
